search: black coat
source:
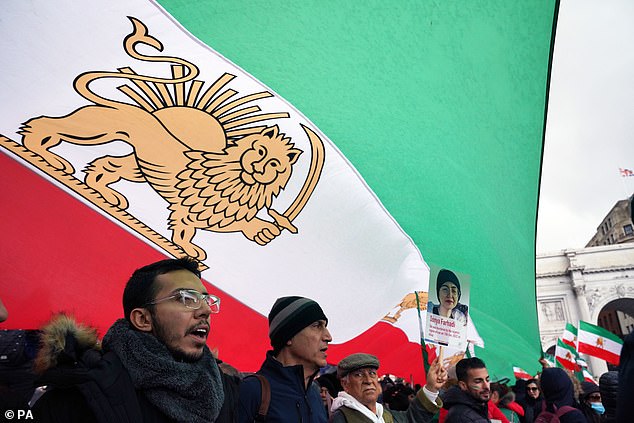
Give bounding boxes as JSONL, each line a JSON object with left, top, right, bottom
{"left": 32, "top": 349, "right": 240, "bottom": 423}
{"left": 617, "top": 331, "right": 634, "bottom": 423}
{"left": 599, "top": 371, "right": 618, "bottom": 423}
{"left": 442, "top": 385, "right": 489, "bottom": 423}
{"left": 518, "top": 393, "right": 544, "bottom": 423}
{"left": 30, "top": 316, "right": 238, "bottom": 423}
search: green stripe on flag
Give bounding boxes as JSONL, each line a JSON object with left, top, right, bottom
{"left": 158, "top": 0, "right": 560, "bottom": 380}
{"left": 579, "top": 321, "right": 624, "bottom": 345}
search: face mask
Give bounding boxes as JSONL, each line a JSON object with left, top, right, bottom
{"left": 590, "top": 402, "right": 605, "bottom": 415}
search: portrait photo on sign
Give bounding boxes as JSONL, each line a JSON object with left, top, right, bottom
{"left": 425, "top": 266, "right": 470, "bottom": 349}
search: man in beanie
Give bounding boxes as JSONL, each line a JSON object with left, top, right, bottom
{"left": 579, "top": 381, "right": 605, "bottom": 423}
{"left": 331, "top": 353, "right": 446, "bottom": 423}
{"left": 239, "top": 296, "right": 332, "bottom": 423}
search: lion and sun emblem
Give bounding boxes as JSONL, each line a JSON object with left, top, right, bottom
{"left": 1, "top": 17, "right": 325, "bottom": 264}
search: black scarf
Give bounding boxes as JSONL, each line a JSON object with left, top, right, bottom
{"left": 103, "top": 319, "right": 224, "bottom": 422}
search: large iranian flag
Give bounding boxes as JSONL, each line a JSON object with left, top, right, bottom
{"left": 578, "top": 321, "right": 624, "bottom": 365}
{"left": 0, "top": 0, "right": 557, "bottom": 381}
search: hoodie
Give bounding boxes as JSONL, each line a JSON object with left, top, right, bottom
{"left": 539, "top": 368, "right": 586, "bottom": 423}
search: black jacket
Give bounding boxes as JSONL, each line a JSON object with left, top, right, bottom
{"left": 442, "top": 385, "right": 489, "bottom": 423}
{"left": 30, "top": 316, "right": 238, "bottom": 423}
{"left": 599, "top": 371, "right": 618, "bottom": 423}
{"left": 617, "top": 331, "right": 634, "bottom": 423}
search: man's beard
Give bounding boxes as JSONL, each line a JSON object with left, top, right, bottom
{"left": 471, "top": 392, "right": 490, "bottom": 403}
{"left": 467, "top": 387, "right": 490, "bottom": 403}
{"left": 151, "top": 312, "right": 203, "bottom": 363}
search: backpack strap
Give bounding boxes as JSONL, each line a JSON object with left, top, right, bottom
{"left": 555, "top": 406, "right": 576, "bottom": 418}
{"left": 245, "top": 374, "right": 271, "bottom": 422}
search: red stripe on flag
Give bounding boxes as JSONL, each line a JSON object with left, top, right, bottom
{"left": 514, "top": 370, "right": 532, "bottom": 380}
{"left": 555, "top": 357, "right": 579, "bottom": 372}
{"left": 578, "top": 343, "right": 621, "bottom": 365}
{"left": 0, "top": 152, "right": 272, "bottom": 369}
{"left": 562, "top": 339, "right": 576, "bottom": 349}
{"left": 329, "top": 322, "right": 426, "bottom": 382}
{"left": 0, "top": 154, "right": 428, "bottom": 380}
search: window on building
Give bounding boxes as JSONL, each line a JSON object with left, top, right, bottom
{"left": 625, "top": 224, "right": 633, "bottom": 236}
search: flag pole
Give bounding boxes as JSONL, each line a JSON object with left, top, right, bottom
{"left": 415, "top": 291, "right": 431, "bottom": 373}
{"left": 620, "top": 170, "right": 629, "bottom": 197}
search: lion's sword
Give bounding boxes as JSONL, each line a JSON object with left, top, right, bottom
{"left": 268, "top": 124, "right": 325, "bottom": 233}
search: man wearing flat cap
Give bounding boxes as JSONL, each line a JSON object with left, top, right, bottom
{"left": 239, "top": 296, "right": 332, "bottom": 423}
{"left": 331, "top": 353, "right": 446, "bottom": 423}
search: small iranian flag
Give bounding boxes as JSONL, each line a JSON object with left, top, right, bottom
{"left": 543, "top": 352, "right": 556, "bottom": 368}
{"left": 555, "top": 339, "right": 580, "bottom": 372}
{"left": 578, "top": 321, "right": 623, "bottom": 365}
{"left": 582, "top": 368, "right": 596, "bottom": 384}
{"left": 576, "top": 357, "right": 588, "bottom": 368}
{"left": 513, "top": 366, "right": 532, "bottom": 380}
{"left": 562, "top": 323, "right": 578, "bottom": 349}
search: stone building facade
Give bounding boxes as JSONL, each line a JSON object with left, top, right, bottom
{"left": 536, "top": 243, "right": 634, "bottom": 376}
{"left": 586, "top": 197, "right": 634, "bottom": 247}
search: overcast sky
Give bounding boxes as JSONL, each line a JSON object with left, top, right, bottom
{"left": 537, "top": 0, "right": 634, "bottom": 254}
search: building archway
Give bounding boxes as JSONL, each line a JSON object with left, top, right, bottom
{"left": 596, "top": 297, "right": 634, "bottom": 338}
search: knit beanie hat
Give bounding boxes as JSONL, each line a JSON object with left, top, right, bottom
{"left": 581, "top": 381, "right": 600, "bottom": 398}
{"left": 268, "top": 296, "right": 327, "bottom": 350}
{"left": 436, "top": 269, "right": 461, "bottom": 301}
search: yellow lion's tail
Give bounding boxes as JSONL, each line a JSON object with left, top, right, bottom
{"left": 74, "top": 17, "right": 199, "bottom": 108}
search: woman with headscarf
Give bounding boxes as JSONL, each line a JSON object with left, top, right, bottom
{"left": 427, "top": 269, "right": 468, "bottom": 325}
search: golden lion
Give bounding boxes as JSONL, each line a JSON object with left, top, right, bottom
{"left": 20, "top": 18, "right": 307, "bottom": 260}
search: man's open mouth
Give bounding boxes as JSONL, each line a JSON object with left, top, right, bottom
{"left": 189, "top": 326, "right": 209, "bottom": 341}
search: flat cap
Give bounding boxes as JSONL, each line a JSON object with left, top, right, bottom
{"left": 337, "top": 353, "right": 380, "bottom": 378}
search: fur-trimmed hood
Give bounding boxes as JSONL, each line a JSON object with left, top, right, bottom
{"left": 33, "top": 313, "right": 101, "bottom": 374}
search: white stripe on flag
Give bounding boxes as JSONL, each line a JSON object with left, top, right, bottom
{"left": 0, "top": 0, "right": 429, "bottom": 343}
{"left": 578, "top": 321, "right": 623, "bottom": 365}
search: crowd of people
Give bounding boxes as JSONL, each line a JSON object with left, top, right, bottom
{"left": 1, "top": 257, "right": 633, "bottom": 422}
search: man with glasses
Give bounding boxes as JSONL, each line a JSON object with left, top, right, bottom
{"left": 32, "top": 257, "right": 238, "bottom": 422}
{"left": 331, "top": 353, "right": 445, "bottom": 423}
